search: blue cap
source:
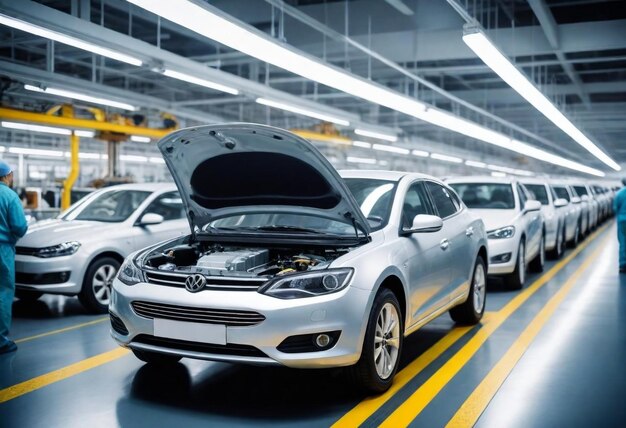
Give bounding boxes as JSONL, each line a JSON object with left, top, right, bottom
{"left": 0, "top": 159, "right": 12, "bottom": 177}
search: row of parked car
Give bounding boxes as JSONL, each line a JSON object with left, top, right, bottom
{"left": 12, "top": 124, "right": 618, "bottom": 393}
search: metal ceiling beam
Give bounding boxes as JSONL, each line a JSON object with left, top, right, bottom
{"left": 527, "top": 0, "right": 591, "bottom": 108}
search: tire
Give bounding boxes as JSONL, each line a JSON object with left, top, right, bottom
{"left": 449, "top": 256, "right": 486, "bottom": 325}
{"left": 346, "top": 288, "right": 403, "bottom": 394}
{"left": 78, "top": 257, "right": 121, "bottom": 314}
{"left": 568, "top": 222, "right": 581, "bottom": 248}
{"left": 505, "top": 240, "right": 525, "bottom": 290}
{"left": 529, "top": 234, "right": 545, "bottom": 273}
{"left": 132, "top": 349, "right": 182, "bottom": 365}
{"left": 15, "top": 290, "right": 43, "bottom": 301}
{"left": 548, "top": 225, "right": 564, "bottom": 260}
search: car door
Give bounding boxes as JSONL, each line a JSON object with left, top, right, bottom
{"left": 424, "top": 181, "right": 471, "bottom": 301}
{"left": 132, "top": 191, "right": 188, "bottom": 250}
{"left": 518, "top": 184, "right": 541, "bottom": 259}
{"left": 399, "top": 180, "right": 450, "bottom": 323}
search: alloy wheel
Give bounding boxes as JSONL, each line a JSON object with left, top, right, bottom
{"left": 518, "top": 243, "right": 526, "bottom": 285}
{"left": 92, "top": 264, "right": 116, "bottom": 305}
{"left": 472, "top": 262, "right": 486, "bottom": 313}
{"left": 374, "top": 303, "right": 401, "bottom": 380}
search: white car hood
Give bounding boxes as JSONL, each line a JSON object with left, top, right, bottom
{"left": 469, "top": 209, "right": 520, "bottom": 231}
{"left": 18, "top": 219, "right": 119, "bottom": 248}
{"left": 157, "top": 123, "right": 370, "bottom": 236}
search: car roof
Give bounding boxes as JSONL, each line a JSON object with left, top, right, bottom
{"left": 97, "top": 182, "right": 177, "bottom": 192}
{"left": 445, "top": 175, "right": 517, "bottom": 185}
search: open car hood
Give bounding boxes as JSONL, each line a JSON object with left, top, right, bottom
{"left": 158, "top": 123, "right": 370, "bottom": 238}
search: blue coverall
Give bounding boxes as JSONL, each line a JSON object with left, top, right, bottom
{"left": 0, "top": 181, "right": 28, "bottom": 348}
{"left": 613, "top": 187, "right": 626, "bottom": 269}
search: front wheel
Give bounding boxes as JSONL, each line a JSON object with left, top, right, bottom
{"left": 529, "top": 234, "right": 545, "bottom": 273}
{"left": 449, "top": 256, "right": 486, "bottom": 325}
{"left": 548, "top": 226, "right": 564, "bottom": 260}
{"left": 505, "top": 240, "right": 525, "bottom": 290}
{"left": 346, "top": 288, "right": 403, "bottom": 393}
{"left": 78, "top": 257, "right": 121, "bottom": 313}
{"left": 132, "top": 349, "right": 182, "bottom": 365}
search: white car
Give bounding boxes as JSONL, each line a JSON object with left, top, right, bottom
{"left": 554, "top": 183, "right": 590, "bottom": 237}
{"left": 110, "top": 124, "right": 489, "bottom": 393}
{"left": 447, "top": 177, "right": 543, "bottom": 289}
{"left": 571, "top": 183, "right": 598, "bottom": 230}
{"left": 521, "top": 179, "right": 569, "bottom": 259}
{"left": 15, "top": 183, "right": 188, "bottom": 312}
{"left": 550, "top": 183, "right": 584, "bottom": 247}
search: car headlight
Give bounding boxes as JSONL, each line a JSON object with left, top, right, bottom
{"left": 117, "top": 256, "right": 145, "bottom": 286}
{"left": 487, "top": 226, "right": 515, "bottom": 239}
{"left": 259, "top": 268, "right": 353, "bottom": 299}
{"left": 33, "top": 241, "right": 81, "bottom": 258}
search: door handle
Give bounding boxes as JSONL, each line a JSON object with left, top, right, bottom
{"left": 465, "top": 227, "right": 474, "bottom": 237}
{"left": 440, "top": 239, "right": 450, "bottom": 250}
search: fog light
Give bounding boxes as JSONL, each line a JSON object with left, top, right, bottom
{"left": 490, "top": 252, "right": 512, "bottom": 264}
{"left": 315, "top": 334, "right": 331, "bottom": 348}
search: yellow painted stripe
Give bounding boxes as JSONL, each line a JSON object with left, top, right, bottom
{"left": 0, "top": 347, "right": 130, "bottom": 404}
{"left": 378, "top": 224, "right": 608, "bottom": 428}
{"left": 446, "top": 233, "right": 609, "bottom": 427}
{"left": 14, "top": 317, "right": 108, "bottom": 344}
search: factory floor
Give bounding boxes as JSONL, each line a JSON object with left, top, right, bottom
{"left": 1, "top": 221, "right": 624, "bottom": 428}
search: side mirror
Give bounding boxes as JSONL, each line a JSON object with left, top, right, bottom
{"left": 402, "top": 214, "right": 443, "bottom": 235}
{"left": 553, "top": 198, "right": 569, "bottom": 208}
{"left": 524, "top": 200, "right": 542, "bottom": 212}
{"left": 138, "top": 213, "right": 164, "bottom": 226}
{"left": 581, "top": 194, "right": 590, "bottom": 202}
{"left": 571, "top": 196, "right": 581, "bottom": 204}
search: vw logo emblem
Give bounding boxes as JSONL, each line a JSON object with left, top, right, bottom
{"left": 185, "top": 274, "right": 206, "bottom": 293}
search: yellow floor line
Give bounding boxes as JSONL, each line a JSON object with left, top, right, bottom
{"left": 14, "top": 317, "right": 108, "bottom": 344}
{"left": 445, "top": 233, "right": 608, "bottom": 427}
{"left": 0, "top": 347, "right": 130, "bottom": 404}
{"left": 379, "top": 226, "right": 610, "bottom": 428}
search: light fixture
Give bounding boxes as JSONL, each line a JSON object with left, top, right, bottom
{"left": 120, "top": 154, "right": 148, "bottom": 162}
{"left": 491, "top": 171, "right": 506, "bottom": 177}
{"left": 352, "top": 141, "right": 372, "bottom": 149}
{"left": 465, "top": 160, "right": 487, "bottom": 168}
{"left": 127, "top": 0, "right": 607, "bottom": 177}
{"left": 0, "top": 13, "right": 143, "bottom": 66}
{"left": 8, "top": 147, "right": 64, "bottom": 157}
{"left": 0, "top": 146, "right": 5, "bottom": 152}
{"left": 130, "top": 135, "right": 151, "bottom": 143}
{"left": 346, "top": 156, "right": 377, "bottom": 165}
{"left": 256, "top": 98, "right": 350, "bottom": 126}
{"left": 74, "top": 130, "right": 95, "bottom": 138}
{"left": 431, "top": 153, "right": 463, "bottom": 163}
{"left": 412, "top": 149, "right": 429, "bottom": 157}
{"left": 2, "top": 121, "right": 71, "bottom": 135}
{"left": 161, "top": 69, "right": 239, "bottom": 95}
{"left": 372, "top": 144, "right": 409, "bottom": 155}
{"left": 487, "top": 164, "right": 534, "bottom": 177}
{"left": 463, "top": 29, "right": 620, "bottom": 172}
{"left": 24, "top": 85, "right": 136, "bottom": 111}
{"left": 149, "top": 157, "right": 165, "bottom": 164}
{"left": 64, "top": 152, "right": 104, "bottom": 160}
{"left": 355, "top": 129, "right": 397, "bottom": 142}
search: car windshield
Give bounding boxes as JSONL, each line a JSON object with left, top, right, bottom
{"left": 552, "top": 186, "right": 570, "bottom": 202}
{"left": 524, "top": 184, "right": 550, "bottom": 205}
{"left": 449, "top": 183, "right": 515, "bottom": 209}
{"left": 62, "top": 189, "right": 151, "bottom": 222}
{"left": 205, "top": 178, "right": 397, "bottom": 235}
{"left": 573, "top": 186, "right": 588, "bottom": 196}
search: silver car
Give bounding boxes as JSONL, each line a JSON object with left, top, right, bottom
{"left": 110, "top": 124, "right": 488, "bottom": 393}
{"left": 15, "top": 183, "right": 188, "bottom": 312}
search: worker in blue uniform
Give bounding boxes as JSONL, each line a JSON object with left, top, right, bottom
{"left": 614, "top": 179, "right": 626, "bottom": 273}
{"left": 0, "top": 160, "right": 28, "bottom": 354}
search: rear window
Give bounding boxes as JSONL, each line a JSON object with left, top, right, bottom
{"left": 573, "top": 186, "right": 588, "bottom": 196}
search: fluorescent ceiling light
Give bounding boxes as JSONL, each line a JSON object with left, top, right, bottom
{"left": 149, "top": 157, "right": 165, "bottom": 164}
{"left": 161, "top": 69, "right": 239, "bottom": 95}
{"left": 465, "top": 160, "right": 487, "bottom": 168}
{"left": 130, "top": 135, "right": 151, "bottom": 143}
{"left": 74, "top": 130, "right": 95, "bottom": 138}
{"left": 355, "top": 128, "right": 397, "bottom": 142}
{"left": 9, "top": 147, "right": 63, "bottom": 157}
{"left": 0, "top": 146, "right": 5, "bottom": 152}
{"left": 128, "top": 0, "right": 606, "bottom": 177}
{"left": 24, "top": 84, "right": 136, "bottom": 111}
{"left": 431, "top": 153, "right": 463, "bottom": 163}
{"left": 352, "top": 141, "right": 372, "bottom": 149}
{"left": 256, "top": 98, "right": 350, "bottom": 126}
{"left": 491, "top": 171, "right": 506, "bottom": 177}
{"left": 412, "top": 149, "right": 429, "bottom": 157}
{"left": 378, "top": 160, "right": 389, "bottom": 166}
{"left": 120, "top": 154, "right": 148, "bottom": 163}
{"left": 463, "top": 30, "right": 620, "bottom": 172}
{"left": 2, "top": 121, "right": 71, "bottom": 135}
{"left": 372, "top": 143, "right": 409, "bottom": 155}
{"left": 64, "top": 152, "right": 103, "bottom": 160}
{"left": 0, "top": 13, "right": 142, "bottom": 66}
{"left": 346, "top": 156, "right": 377, "bottom": 165}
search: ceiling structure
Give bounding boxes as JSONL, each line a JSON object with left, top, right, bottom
{"left": 0, "top": 0, "right": 624, "bottom": 180}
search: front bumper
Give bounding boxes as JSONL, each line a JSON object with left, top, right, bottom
{"left": 110, "top": 278, "right": 372, "bottom": 368}
{"left": 486, "top": 237, "right": 519, "bottom": 275}
{"left": 14, "top": 253, "right": 86, "bottom": 294}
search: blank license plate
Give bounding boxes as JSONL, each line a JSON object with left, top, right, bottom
{"left": 153, "top": 318, "right": 226, "bottom": 345}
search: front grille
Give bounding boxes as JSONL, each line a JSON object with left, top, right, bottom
{"left": 16, "top": 271, "right": 71, "bottom": 285}
{"left": 131, "top": 301, "right": 265, "bottom": 327}
{"left": 109, "top": 312, "right": 129, "bottom": 335}
{"left": 144, "top": 270, "right": 267, "bottom": 291}
{"left": 16, "top": 246, "right": 38, "bottom": 256}
{"left": 133, "top": 334, "right": 267, "bottom": 358}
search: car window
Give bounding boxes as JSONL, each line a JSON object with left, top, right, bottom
{"left": 524, "top": 184, "right": 550, "bottom": 205}
{"left": 517, "top": 184, "right": 528, "bottom": 207}
{"left": 143, "top": 191, "right": 184, "bottom": 221}
{"left": 573, "top": 185, "right": 588, "bottom": 196}
{"left": 552, "top": 186, "right": 570, "bottom": 202}
{"left": 71, "top": 190, "right": 151, "bottom": 222}
{"left": 425, "top": 181, "right": 457, "bottom": 219}
{"left": 402, "top": 181, "right": 434, "bottom": 227}
{"left": 449, "top": 183, "right": 515, "bottom": 209}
